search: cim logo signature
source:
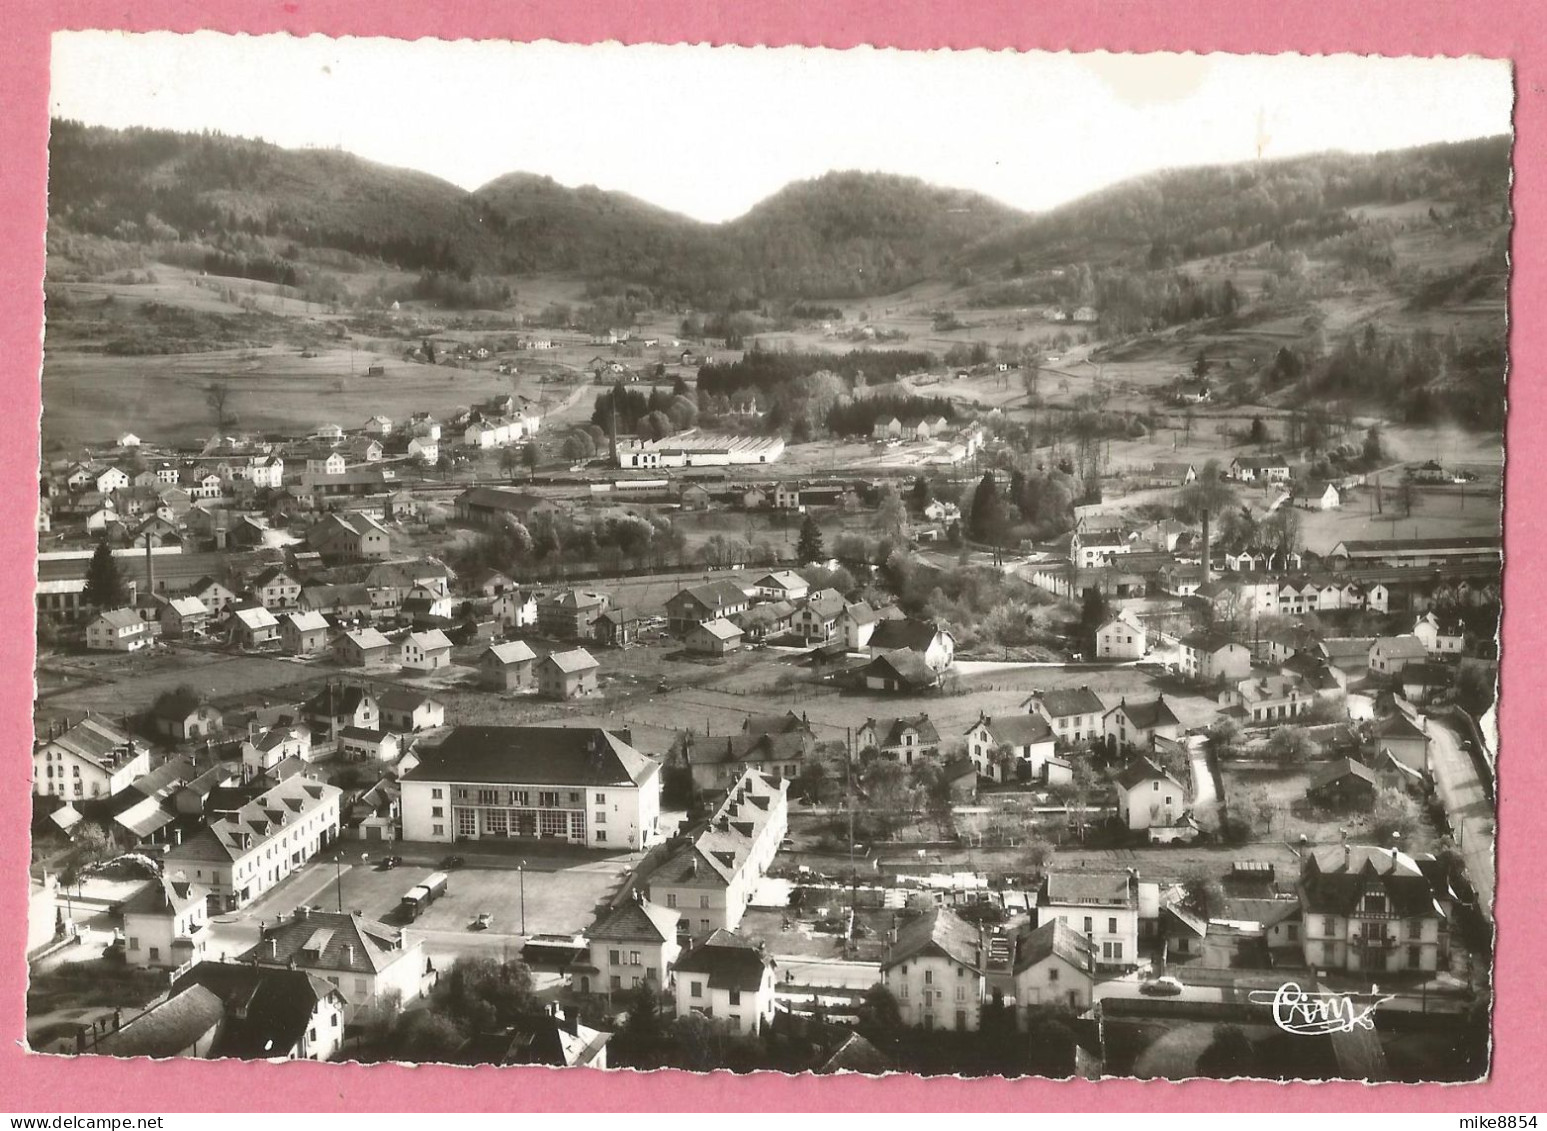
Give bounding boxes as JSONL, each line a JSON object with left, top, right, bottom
{"left": 1248, "top": 982, "right": 1396, "bottom": 1035}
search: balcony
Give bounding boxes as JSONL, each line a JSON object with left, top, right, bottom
{"left": 1353, "top": 932, "right": 1397, "bottom": 950}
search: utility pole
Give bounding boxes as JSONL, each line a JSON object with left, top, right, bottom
{"left": 847, "top": 725, "right": 857, "bottom": 947}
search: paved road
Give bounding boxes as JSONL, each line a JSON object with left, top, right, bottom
{"left": 1426, "top": 718, "right": 1495, "bottom": 918}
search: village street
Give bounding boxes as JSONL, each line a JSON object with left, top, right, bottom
{"left": 1426, "top": 719, "right": 1495, "bottom": 917}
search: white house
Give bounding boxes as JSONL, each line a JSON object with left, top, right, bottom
{"left": 33, "top": 716, "right": 150, "bottom": 801}
{"left": 1412, "top": 613, "right": 1466, "bottom": 657}
{"left": 880, "top": 908, "right": 985, "bottom": 1032}
{"left": 1369, "top": 635, "right": 1428, "bottom": 676}
{"left": 1095, "top": 614, "right": 1146, "bottom": 660}
{"left": 1114, "top": 756, "right": 1187, "bottom": 833}
{"left": 751, "top": 570, "right": 809, "bottom": 604}
{"left": 121, "top": 875, "right": 210, "bottom": 970}
{"left": 242, "top": 906, "right": 430, "bottom": 1009}
{"left": 1177, "top": 630, "right": 1252, "bottom": 683}
{"left": 673, "top": 930, "right": 779, "bottom": 1035}
{"left": 1024, "top": 686, "right": 1106, "bottom": 747}
{"left": 1038, "top": 871, "right": 1141, "bottom": 971}
{"left": 964, "top": 714, "right": 1058, "bottom": 784}
{"left": 240, "top": 725, "right": 312, "bottom": 777}
{"left": 494, "top": 588, "right": 538, "bottom": 630}
{"left": 401, "top": 629, "right": 454, "bottom": 671}
{"left": 86, "top": 608, "right": 151, "bottom": 652}
{"left": 1011, "top": 919, "right": 1097, "bottom": 1018}
{"left": 577, "top": 900, "right": 681, "bottom": 996}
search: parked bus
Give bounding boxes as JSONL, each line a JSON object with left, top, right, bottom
{"left": 399, "top": 872, "right": 451, "bottom": 922}
{"left": 400, "top": 886, "right": 431, "bottom": 921}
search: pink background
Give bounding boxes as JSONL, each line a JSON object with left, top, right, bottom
{"left": 1, "top": 0, "right": 1539, "bottom": 1111}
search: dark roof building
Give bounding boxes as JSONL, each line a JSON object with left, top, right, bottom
{"left": 405, "top": 726, "right": 658, "bottom": 789}
{"left": 674, "top": 929, "right": 775, "bottom": 993}
{"left": 879, "top": 906, "right": 983, "bottom": 972}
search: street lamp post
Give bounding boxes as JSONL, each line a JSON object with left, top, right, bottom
{"left": 335, "top": 852, "right": 367, "bottom": 913}
{"left": 519, "top": 860, "right": 527, "bottom": 936}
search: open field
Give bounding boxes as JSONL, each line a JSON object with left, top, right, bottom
{"left": 44, "top": 345, "right": 518, "bottom": 449}
{"left": 40, "top": 647, "right": 327, "bottom": 716}
{"left": 1295, "top": 481, "right": 1501, "bottom": 553}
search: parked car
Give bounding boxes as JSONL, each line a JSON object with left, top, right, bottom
{"left": 441, "top": 854, "right": 465, "bottom": 869}
{"left": 1140, "top": 976, "right": 1185, "bottom": 997}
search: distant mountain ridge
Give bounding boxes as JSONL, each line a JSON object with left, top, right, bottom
{"left": 47, "top": 119, "right": 1510, "bottom": 302}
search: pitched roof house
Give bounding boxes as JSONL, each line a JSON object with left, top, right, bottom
{"left": 673, "top": 929, "right": 779, "bottom": 1035}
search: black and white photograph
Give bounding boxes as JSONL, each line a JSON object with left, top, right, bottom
{"left": 28, "top": 33, "right": 1508, "bottom": 1081}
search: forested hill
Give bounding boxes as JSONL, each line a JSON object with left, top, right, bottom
{"left": 969, "top": 136, "right": 1512, "bottom": 271}
{"left": 47, "top": 119, "right": 486, "bottom": 273}
{"left": 48, "top": 119, "right": 1510, "bottom": 303}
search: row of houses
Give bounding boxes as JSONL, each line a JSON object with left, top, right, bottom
{"left": 876, "top": 837, "right": 1458, "bottom": 1034}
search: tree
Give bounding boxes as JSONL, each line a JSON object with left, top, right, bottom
{"left": 71, "top": 821, "right": 112, "bottom": 867}
{"left": 671, "top": 1013, "right": 736, "bottom": 1072}
{"left": 394, "top": 1010, "right": 465, "bottom": 1061}
{"left": 1179, "top": 865, "right": 1227, "bottom": 918}
{"left": 641, "top": 410, "right": 673, "bottom": 440}
{"left": 1025, "top": 1006, "right": 1077, "bottom": 1077}
{"left": 521, "top": 443, "right": 541, "bottom": 478}
{"left": 499, "top": 446, "right": 523, "bottom": 479}
{"left": 968, "top": 471, "right": 1008, "bottom": 548}
{"left": 858, "top": 759, "right": 913, "bottom": 836}
{"left": 875, "top": 485, "right": 909, "bottom": 544}
{"left": 422, "top": 338, "right": 437, "bottom": 365}
{"left": 622, "top": 982, "right": 665, "bottom": 1045}
{"left": 1068, "top": 757, "right": 1097, "bottom": 839}
{"left": 796, "top": 514, "right": 825, "bottom": 564}
{"left": 561, "top": 432, "right": 597, "bottom": 461}
{"left": 1227, "top": 786, "right": 1274, "bottom": 841}
{"left": 82, "top": 540, "right": 127, "bottom": 610}
{"left": 1196, "top": 1024, "right": 1257, "bottom": 1078}
{"left": 1178, "top": 459, "right": 1237, "bottom": 581}
{"left": 856, "top": 984, "right": 903, "bottom": 1040}
{"left": 910, "top": 475, "right": 934, "bottom": 511}
{"left": 205, "top": 381, "right": 234, "bottom": 432}
{"left": 1248, "top": 416, "right": 1268, "bottom": 444}
{"left": 1192, "top": 349, "right": 1212, "bottom": 379}
{"left": 792, "top": 759, "right": 835, "bottom": 805}
{"left": 1260, "top": 504, "right": 1303, "bottom": 553}
{"left": 441, "top": 957, "right": 540, "bottom": 1031}
{"left": 1370, "top": 786, "right": 1422, "bottom": 842}
{"left": 1363, "top": 424, "right": 1384, "bottom": 463}
{"left": 1397, "top": 480, "right": 1419, "bottom": 518}
{"left": 1206, "top": 718, "right": 1243, "bottom": 760}
{"left": 1267, "top": 725, "right": 1318, "bottom": 764}
{"left": 1079, "top": 587, "right": 1109, "bottom": 640}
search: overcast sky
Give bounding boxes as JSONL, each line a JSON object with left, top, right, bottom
{"left": 50, "top": 32, "right": 1514, "bottom": 224}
